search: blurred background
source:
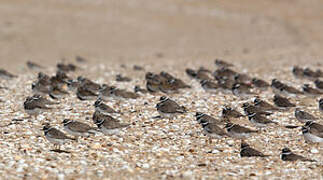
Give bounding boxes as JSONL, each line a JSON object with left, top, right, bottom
{"left": 1, "top": 0, "right": 323, "bottom": 71}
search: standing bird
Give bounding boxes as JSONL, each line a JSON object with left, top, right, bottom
{"left": 280, "top": 148, "right": 315, "bottom": 162}
{"left": 240, "top": 141, "right": 269, "bottom": 157}
{"left": 225, "top": 123, "right": 258, "bottom": 139}
{"left": 221, "top": 106, "right": 244, "bottom": 119}
{"left": 62, "top": 119, "right": 97, "bottom": 139}
{"left": 156, "top": 96, "right": 186, "bottom": 119}
{"left": 43, "top": 124, "right": 75, "bottom": 150}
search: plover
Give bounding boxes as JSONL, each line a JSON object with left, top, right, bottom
{"left": 225, "top": 123, "right": 258, "bottom": 139}
{"left": 32, "top": 82, "right": 51, "bottom": 95}
{"left": 248, "top": 113, "right": 278, "bottom": 128}
{"left": 200, "top": 80, "right": 218, "bottom": 93}
{"left": 253, "top": 97, "right": 280, "bottom": 112}
{"left": 77, "top": 86, "right": 98, "bottom": 100}
{"left": 108, "top": 86, "right": 139, "bottom": 99}
{"left": 26, "top": 61, "right": 44, "bottom": 70}
{"left": 280, "top": 148, "right": 315, "bottom": 162}
{"left": 116, "top": 74, "right": 132, "bottom": 82}
{"left": 94, "top": 98, "right": 119, "bottom": 114}
{"left": 0, "top": 69, "right": 17, "bottom": 79}
{"left": 95, "top": 118, "right": 129, "bottom": 135}
{"left": 43, "top": 124, "right": 75, "bottom": 150}
{"left": 232, "top": 83, "right": 254, "bottom": 97}
{"left": 200, "top": 121, "right": 228, "bottom": 142}
{"left": 62, "top": 119, "right": 97, "bottom": 139}
{"left": 234, "top": 73, "right": 252, "bottom": 84}
{"left": 242, "top": 103, "right": 272, "bottom": 116}
{"left": 160, "top": 71, "right": 190, "bottom": 89}
{"left": 57, "top": 63, "right": 77, "bottom": 72}
{"left": 134, "top": 85, "right": 149, "bottom": 94}
{"left": 240, "top": 141, "right": 268, "bottom": 157}
{"left": 221, "top": 106, "right": 244, "bottom": 119}
{"left": 319, "top": 98, "right": 323, "bottom": 113}
{"left": 314, "top": 79, "right": 323, "bottom": 90}
{"left": 251, "top": 78, "right": 269, "bottom": 90}
{"left": 49, "top": 86, "right": 69, "bottom": 99}
{"left": 31, "top": 94, "right": 58, "bottom": 105}
{"left": 303, "top": 67, "right": 321, "bottom": 80}
{"left": 301, "top": 126, "right": 323, "bottom": 143}
{"left": 273, "top": 94, "right": 295, "bottom": 109}
{"left": 304, "top": 121, "right": 323, "bottom": 133}
{"left": 213, "top": 67, "right": 237, "bottom": 80}
{"left": 75, "top": 55, "right": 87, "bottom": 63}
{"left": 302, "top": 84, "right": 323, "bottom": 96}
{"left": 156, "top": 96, "right": 186, "bottom": 119}
{"left": 214, "top": 59, "right": 234, "bottom": 68}
{"left": 294, "top": 108, "right": 317, "bottom": 123}
{"left": 24, "top": 96, "right": 51, "bottom": 116}
{"left": 77, "top": 76, "right": 101, "bottom": 94}
{"left": 195, "top": 112, "right": 223, "bottom": 125}
{"left": 292, "top": 66, "right": 304, "bottom": 78}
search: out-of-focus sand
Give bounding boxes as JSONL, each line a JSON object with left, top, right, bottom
{"left": 1, "top": 0, "right": 323, "bottom": 71}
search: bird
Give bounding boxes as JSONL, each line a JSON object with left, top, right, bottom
{"left": 248, "top": 113, "right": 278, "bottom": 128}
{"left": 160, "top": 71, "right": 191, "bottom": 89}
{"left": 77, "top": 86, "right": 98, "bottom": 100}
{"left": 303, "top": 67, "right": 321, "bottom": 80}
{"left": 43, "top": 124, "right": 75, "bottom": 150}
{"left": 26, "top": 61, "right": 44, "bottom": 70}
{"left": 24, "top": 96, "right": 51, "bottom": 116}
{"left": 49, "top": 86, "right": 69, "bottom": 99}
{"left": 253, "top": 97, "right": 280, "bottom": 112}
{"left": 108, "top": 86, "right": 139, "bottom": 99}
{"left": 62, "top": 119, "right": 97, "bottom": 139}
{"left": 95, "top": 117, "right": 130, "bottom": 135}
{"left": 67, "top": 79, "right": 81, "bottom": 92}
{"left": 271, "top": 79, "right": 285, "bottom": 94}
{"left": 280, "top": 148, "right": 315, "bottom": 162}
{"left": 214, "top": 59, "right": 234, "bottom": 68}
{"left": 240, "top": 141, "right": 269, "bottom": 157}
{"left": 294, "top": 108, "right": 317, "bottom": 123}
{"left": 234, "top": 73, "right": 252, "bottom": 84}
{"left": 145, "top": 72, "right": 162, "bottom": 93}
{"left": 221, "top": 106, "right": 244, "bottom": 119}
{"left": 314, "top": 79, "right": 323, "bottom": 91}
{"left": 319, "top": 98, "right": 323, "bottom": 113}
{"left": 195, "top": 112, "right": 223, "bottom": 125}
{"left": 242, "top": 103, "right": 272, "bottom": 116}
{"left": 292, "top": 66, "right": 304, "bottom": 78}
{"left": 251, "top": 78, "right": 269, "bottom": 90}
{"left": 156, "top": 96, "right": 186, "bottom": 119}
{"left": 213, "top": 67, "right": 237, "bottom": 80}
{"left": 134, "top": 85, "right": 149, "bottom": 94}
{"left": 158, "top": 79, "right": 180, "bottom": 94}
{"left": 273, "top": 94, "right": 295, "bottom": 109}
{"left": 304, "top": 121, "right": 323, "bottom": 134}
{"left": 57, "top": 63, "right": 77, "bottom": 72}
{"left": 225, "top": 123, "right": 258, "bottom": 139}
{"left": 301, "top": 126, "right": 323, "bottom": 143}
{"left": 116, "top": 74, "right": 132, "bottom": 82}
{"left": 200, "top": 121, "right": 228, "bottom": 143}
{"left": 200, "top": 80, "right": 218, "bottom": 93}
{"left": 0, "top": 69, "right": 17, "bottom": 79}
{"left": 302, "top": 84, "right": 323, "bottom": 96}
{"left": 77, "top": 76, "right": 101, "bottom": 94}
{"left": 75, "top": 56, "right": 87, "bottom": 63}
{"left": 31, "top": 81, "right": 51, "bottom": 95}
{"left": 232, "top": 83, "right": 254, "bottom": 97}
{"left": 94, "top": 98, "right": 119, "bottom": 114}
{"left": 31, "top": 94, "right": 58, "bottom": 105}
